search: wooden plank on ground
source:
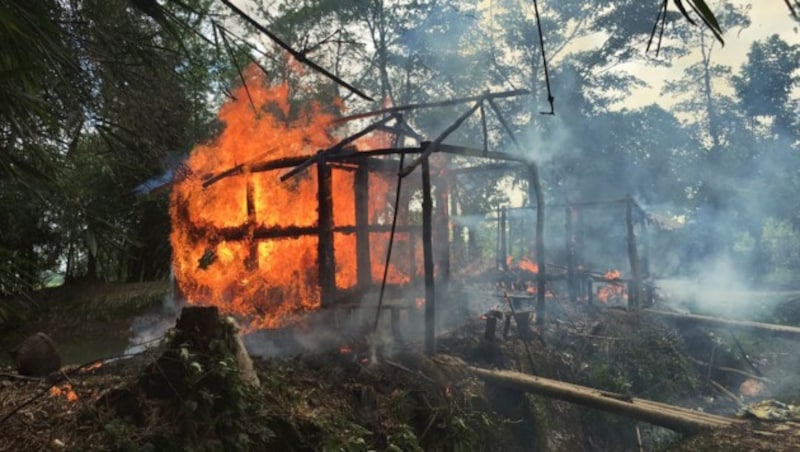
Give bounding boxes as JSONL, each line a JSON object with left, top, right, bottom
{"left": 469, "top": 366, "right": 744, "bottom": 434}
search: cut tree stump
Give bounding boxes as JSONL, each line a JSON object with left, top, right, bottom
{"left": 138, "top": 306, "right": 258, "bottom": 400}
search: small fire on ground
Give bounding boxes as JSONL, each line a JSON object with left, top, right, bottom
{"left": 50, "top": 383, "right": 78, "bottom": 402}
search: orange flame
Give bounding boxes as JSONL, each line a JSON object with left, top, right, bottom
{"left": 597, "top": 284, "right": 626, "bottom": 304}
{"left": 518, "top": 257, "right": 539, "bottom": 274}
{"left": 50, "top": 383, "right": 78, "bottom": 402}
{"left": 415, "top": 297, "right": 425, "bottom": 309}
{"left": 79, "top": 361, "right": 103, "bottom": 373}
{"left": 603, "top": 269, "right": 622, "bottom": 280}
{"left": 170, "top": 66, "right": 403, "bottom": 329}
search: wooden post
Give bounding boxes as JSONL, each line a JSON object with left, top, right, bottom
{"left": 500, "top": 207, "right": 508, "bottom": 269}
{"left": 528, "top": 165, "right": 546, "bottom": 327}
{"left": 565, "top": 206, "right": 578, "bottom": 302}
{"left": 625, "top": 196, "right": 642, "bottom": 310}
{"left": 354, "top": 164, "right": 371, "bottom": 288}
{"left": 317, "top": 160, "right": 335, "bottom": 308}
{"left": 390, "top": 307, "right": 403, "bottom": 346}
{"left": 451, "top": 187, "right": 463, "bottom": 270}
{"left": 422, "top": 158, "right": 436, "bottom": 355}
{"left": 468, "top": 226, "right": 479, "bottom": 261}
{"left": 245, "top": 172, "right": 258, "bottom": 271}
{"left": 434, "top": 172, "right": 451, "bottom": 287}
{"left": 639, "top": 214, "right": 651, "bottom": 278}
{"left": 576, "top": 206, "right": 585, "bottom": 274}
{"left": 408, "top": 230, "right": 416, "bottom": 283}
{"left": 640, "top": 216, "right": 654, "bottom": 306}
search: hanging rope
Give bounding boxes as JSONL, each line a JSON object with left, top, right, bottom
{"left": 531, "top": 0, "right": 554, "bottom": 115}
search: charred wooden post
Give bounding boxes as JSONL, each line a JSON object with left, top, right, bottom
{"left": 468, "top": 227, "right": 479, "bottom": 261}
{"left": 565, "top": 205, "right": 578, "bottom": 302}
{"left": 422, "top": 158, "right": 436, "bottom": 355}
{"left": 484, "top": 311, "right": 502, "bottom": 341}
{"left": 500, "top": 207, "right": 508, "bottom": 270}
{"left": 503, "top": 315, "right": 512, "bottom": 339}
{"left": 390, "top": 307, "right": 404, "bottom": 346}
{"left": 528, "top": 164, "right": 546, "bottom": 327}
{"left": 639, "top": 214, "right": 651, "bottom": 279}
{"left": 625, "top": 196, "right": 642, "bottom": 310}
{"left": 587, "top": 278, "right": 594, "bottom": 305}
{"left": 577, "top": 206, "right": 586, "bottom": 275}
{"left": 639, "top": 212, "right": 653, "bottom": 306}
{"left": 408, "top": 230, "right": 417, "bottom": 283}
{"left": 354, "top": 164, "right": 371, "bottom": 288}
{"left": 450, "top": 180, "right": 462, "bottom": 269}
{"left": 245, "top": 172, "right": 258, "bottom": 271}
{"left": 317, "top": 160, "right": 335, "bottom": 308}
{"left": 434, "top": 172, "right": 451, "bottom": 287}
{"left": 435, "top": 175, "right": 451, "bottom": 283}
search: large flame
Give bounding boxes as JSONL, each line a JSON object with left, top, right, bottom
{"left": 170, "top": 68, "right": 404, "bottom": 329}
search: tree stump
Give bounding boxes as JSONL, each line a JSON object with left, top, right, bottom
{"left": 139, "top": 306, "right": 259, "bottom": 400}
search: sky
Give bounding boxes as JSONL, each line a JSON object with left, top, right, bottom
{"left": 627, "top": 1, "right": 799, "bottom": 108}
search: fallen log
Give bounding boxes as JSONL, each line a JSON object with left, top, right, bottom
{"left": 645, "top": 309, "right": 800, "bottom": 340}
{"left": 469, "top": 366, "right": 744, "bottom": 434}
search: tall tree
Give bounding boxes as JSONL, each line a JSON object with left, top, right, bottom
{"left": 733, "top": 34, "right": 800, "bottom": 140}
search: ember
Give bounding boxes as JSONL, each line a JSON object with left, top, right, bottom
{"left": 79, "top": 361, "right": 103, "bottom": 373}
{"left": 50, "top": 383, "right": 78, "bottom": 402}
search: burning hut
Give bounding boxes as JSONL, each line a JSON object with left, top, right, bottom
{"left": 168, "top": 69, "right": 546, "bottom": 354}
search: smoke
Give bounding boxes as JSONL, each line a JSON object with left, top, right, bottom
{"left": 656, "top": 255, "right": 750, "bottom": 315}
{"left": 125, "top": 284, "right": 181, "bottom": 355}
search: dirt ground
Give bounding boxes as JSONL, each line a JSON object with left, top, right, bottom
{"left": 2, "top": 282, "right": 800, "bottom": 451}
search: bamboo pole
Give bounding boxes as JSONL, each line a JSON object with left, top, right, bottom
{"left": 469, "top": 366, "right": 743, "bottom": 434}
{"left": 645, "top": 309, "right": 800, "bottom": 340}
{"left": 334, "top": 89, "right": 530, "bottom": 123}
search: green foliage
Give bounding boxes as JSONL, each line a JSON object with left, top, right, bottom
{"left": 133, "top": 318, "right": 275, "bottom": 451}
{"left": 385, "top": 424, "right": 423, "bottom": 452}
{"left": 733, "top": 34, "right": 800, "bottom": 135}
{"left": 104, "top": 418, "right": 144, "bottom": 452}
